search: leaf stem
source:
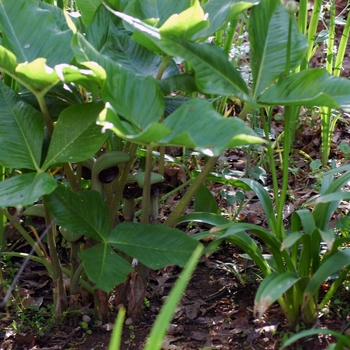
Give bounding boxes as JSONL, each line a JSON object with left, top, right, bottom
{"left": 37, "top": 94, "right": 54, "bottom": 135}
{"left": 164, "top": 156, "right": 219, "bottom": 228}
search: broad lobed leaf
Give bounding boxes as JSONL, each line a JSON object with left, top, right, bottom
{"left": 79, "top": 243, "right": 132, "bottom": 292}
{"left": 45, "top": 184, "right": 110, "bottom": 242}
{"left": 0, "top": 81, "right": 44, "bottom": 170}
{"left": 109, "top": 222, "right": 199, "bottom": 269}
{"left": 0, "top": 173, "right": 57, "bottom": 207}
{"left": 0, "top": 0, "right": 73, "bottom": 66}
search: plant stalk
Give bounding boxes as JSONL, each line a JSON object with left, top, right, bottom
{"left": 164, "top": 156, "right": 219, "bottom": 228}
{"left": 43, "top": 199, "right": 68, "bottom": 317}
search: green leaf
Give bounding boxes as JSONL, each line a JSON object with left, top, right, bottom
{"left": 280, "top": 232, "right": 303, "bottom": 251}
{"left": 194, "top": 0, "right": 260, "bottom": 40}
{"left": 158, "top": 71, "right": 197, "bottom": 94}
{"left": 0, "top": 172, "right": 57, "bottom": 207}
{"left": 258, "top": 69, "right": 350, "bottom": 111}
{"left": 104, "top": 5, "right": 164, "bottom": 54}
{"left": 42, "top": 102, "right": 108, "bottom": 169}
{"left": 101, "top": 27, "right": 179, "bottom": 78}
{"left": 124, "top": 0, "right": 191, "bottom": 27}
{"left": 0, "top": 81, "right": 44, "bottom": 170}
{"left": 99, "top": 105, "right": 172, "bottom": 143}
{"left": 281, "top": 329, "right": 350, "bottom": 349}
{"left": 20, "top": 84, "right": 84, "bottom": 120}
{"left": 194, "top": 184, "right": 221, "bottom": 214}
{"left": 303, "top": 249, "right": 350, "bottom": 306}
{"left": 177, "top": 212, "right": 232, "bottom": 226}
{"left": 86, "top": 4, "right": 111, "bottom": 51}
{"left": 45, "top": 184, "right": 110, "bottom": 241}
{"left": 0, "top": 0, "right": 73, "bottom": 66}
{"left": 109, "top": 222, "right": 199, "bottom": 269}
{"left": 160, "top": 99, "right": 262, "bottom": 156}
{"left": 249, "top": 0, "right": 308, "bottom": 98}
{"left": 75, "top": 0, "right": 102, "bottom": 26}
{"left": 218, "top": 229, "right": 270, "bottom": 276}
{"left": 79, "top": 243, "right": 132, "bottom": 292}
{"left": 159, "top": 37, "right": 256, "bottom": 107}
{"left": 102, "top": 64, "right": 165, "bottom": 131}
{"left": 159, "top": 0, "right": 209, "bottom": 40}
{"left": 234, "top": 178, "right": 277, "bottom": 233}
{"left": 254, "top": 272, "right": 300, "bottom": 318}
{"left": 145, "top": 244, "right": 204, "bottom": 350}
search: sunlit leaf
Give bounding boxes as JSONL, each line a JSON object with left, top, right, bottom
{"left": 42, "top": 102, "right": 108, "bottom": 168}
{"left": 0, "top": 0, "right": 73, "bottom": 66}
{"left": 258, "top": 69, "right": 350, "bottom": 111}
{"left": 249, "top": 0, "right": 308, "bottom": 98}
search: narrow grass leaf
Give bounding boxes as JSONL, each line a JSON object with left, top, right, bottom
{"left": 145, "top": 244, "right": 204, "bottom": 350}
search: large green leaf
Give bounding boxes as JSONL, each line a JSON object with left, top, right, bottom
{"left": 101, "top": 26, "right": 178, "bottom": 78}
{"left": 109, "top": 222, "right": 199, "bottom": 269}
{"left": 0, "top": 45, "right": 102, "bottom": 96}
{"left": 258, "top": 69, "right": 350, "bottom": 111}
{"left": 74, "top": 0, "right": 101, "bottom": 26}
{"left": 45, "top": 184, "right": 110, "bottom": 241}
{"left": 20, "top": 84, "right": 84, "bottom": 121}
{"left": 194, "top": 184, "right": 221, "bottom": 214}
{"left": 194, "top": 0, "right": 260, "bottom": 40}
{"left": 102, "top": 63, "right": 165, "bottom": 131}
{"left": 160, "top": 99, "right": 262, "bottom": 156}
{"left": 159, "top": 37, "right": 256, "bottom": 107}
{"left": 0, "top": 172, "right": 57, "bottom": 207}
{"left": 254, "top": 272, "right": 300, "bottom": 318}
{"left": 249, "top": 0, "right": 308, "bottom": 98}
{"left": 79, "top": 243, "right": 132, "bottom": 292}
{"left": 159, "top": 0, "right": 209, "bottom": 40}
{"left": 158, "top": 72, "right": 197, "bottom": 95}
{"left": 103, "top": 5, "right": 165, "bottom": 54}
{"left": 0, "top": 0, "right": 73, "bottom": 66}
{"left": 98, "top": 104, "right": 171, "bottom": 143}
{"left": 124, "top": 0, "right": 191, "bottom": 27}
{"left": 0, "top": 82, "right": 44, "bottom": 170}
{"left": 42, "top": 102, "right": 108, "bottom": 169}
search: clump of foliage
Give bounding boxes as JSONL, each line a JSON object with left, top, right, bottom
{"left": 1, "top": 0, "right": 350, "bottom": 348}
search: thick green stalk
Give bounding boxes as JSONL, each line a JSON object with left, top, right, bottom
{"left": 109, "top": 143, "right": 138, "bottom": 227}
{"left": 140, "top": 144, "right": 154, "bottom": 225}
{"left": 0, "top": 208, "right": 43, "bottom": 256}
{"left": 164, "top": 156, "right": 219, "bottom": 228}
{"left": 156, "top": 56, "right": 172, "bottom": 80}
{"left": 43, "top": 199, "right": 67, "bottom": 316}
{"left": 321, "top": 106, "right": 332, "bottom": 166}
{"left": 0, "top": 167, "right": 6, "bottom": 252}
{"left": 261, "top": 109, "right": 280, "bottom": 210}
{"left": 307, "top": 0, "right": 322, "bottom": 61}
{"left": 298, "top": 0, "right": 308, "bottom": 35}
{"left": 326, "top": 0, "right": 335, "bottom": 74}
{"left": 37, "top": 95, "right": 54, "bottom": 136}
{"left": 334, "top": 6, "right": 350, "bottom": 77}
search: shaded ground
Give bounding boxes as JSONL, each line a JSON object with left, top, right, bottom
{"left": 2, "top": 240, "right": 350, "bottom": 350}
